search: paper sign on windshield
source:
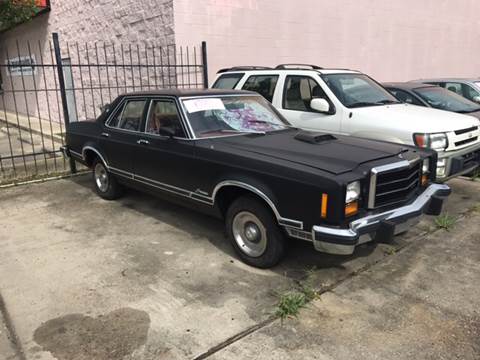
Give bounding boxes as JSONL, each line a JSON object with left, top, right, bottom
{"left": 184, "top": 98, "right": 225, "bottom": 113}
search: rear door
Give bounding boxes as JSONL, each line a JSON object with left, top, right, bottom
{"left": 101, "top": 98, "right": 148, "bottom": 175}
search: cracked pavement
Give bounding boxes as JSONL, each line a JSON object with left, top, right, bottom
{"left": 0, "top": 175, "right": 479, "bottom": 359}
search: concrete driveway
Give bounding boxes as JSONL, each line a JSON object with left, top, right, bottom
{"left": 0, "top": 175, "right": 479, "bottom": 360}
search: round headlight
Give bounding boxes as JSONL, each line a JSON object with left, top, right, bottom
{"left": 346, "top": 181, "right": 361, "bottom": 203}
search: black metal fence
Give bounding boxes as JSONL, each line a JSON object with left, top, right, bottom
{"left": 0, "top": 33, "right": 208, "bottom": 185}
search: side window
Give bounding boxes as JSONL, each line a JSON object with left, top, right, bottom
{"left": 283, "top": 75, "right": 327, "bottom": 112}
{"left": 444, "top": 82, "right": 462, "bottom": 95}
{"left": 241, "top": 75, "right": 279, "bottom": 102}
{"left": 389, "top": 89, "right": 424, "bottom": 106}
{"left": 145, "top": 99, "right": 186, "bottom": 137}
{"left": 109, "top": 100, "right": 146, "bottom": 131}
{"left": 212, "top": 73, "right": 244, "bottom": 89}
{"left": 461, "top": 84, "right": 480, "bottom": 102}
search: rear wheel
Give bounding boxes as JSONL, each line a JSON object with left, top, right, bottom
{"left": 92, "top": 158, "right": 123, "bottom": 200}
{"left": 226, "top": 196, "right": 286, "bottom": 268}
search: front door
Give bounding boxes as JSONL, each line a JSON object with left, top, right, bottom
{"left": 133, "top": 98, "right": 196, "bottom": 197}
{"left": 278, "top": 75, "right": 340, "bottom": 133}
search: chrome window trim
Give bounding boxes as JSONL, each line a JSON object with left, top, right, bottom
{"left": 142, "top": 96, "right": 191, "bottom": 139}
{"left": 104, "top": 97, "right": 148, "bottom": 134}
{"left": 367, "top": 160, "right": 410, "bottom": 209}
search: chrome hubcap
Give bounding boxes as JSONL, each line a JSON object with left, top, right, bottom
{"left": 94, "top": 163, "right": 109, "bottom": 192}
{"left": 232, "top": 211, "right": 267, "bottom": 257}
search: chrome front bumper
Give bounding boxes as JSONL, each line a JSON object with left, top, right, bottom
{"left": 311, "top": 183, "right": 451, "bottom": 255}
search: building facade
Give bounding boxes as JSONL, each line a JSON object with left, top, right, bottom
{"left": 1, "top": 0, "right": 480, "bottom": 120}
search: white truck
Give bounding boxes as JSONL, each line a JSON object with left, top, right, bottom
{"left": 212, "top": 64, "right": 480, "bottom": 180}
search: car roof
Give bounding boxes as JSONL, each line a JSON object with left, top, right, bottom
{"left": 216, "top": 68, "right": 361, "bottom": 75}
{"left": 383, "top": 82, "right": 435, "bottom": 90}
{"left": 121, "top": 88, "right": 256, "bottom": 98}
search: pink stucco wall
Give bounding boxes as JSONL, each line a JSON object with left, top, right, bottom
{"left": 174, "top": 0, "right": 480, "bottom": 85}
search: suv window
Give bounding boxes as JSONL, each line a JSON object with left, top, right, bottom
{"left": 145, "top": 99, "right": 186, "bottom": 137}
{"left": 109, "top": 100, "right": 146, "bottom": 131}
{"left": 283, "top": 75, "right": 328, "bottom": 112}
{"left": 241, "top": 75, "right": 278, "bottom": 102}
{"left": 443, "top": 82, "right": 463, "bottom": 95}
{"left": 461, "top": 84, "right": 480, "bottom": 102}
{"left": 389, "top": 89, "right": 424, "bottom": 106}
{"left": 212, "top": 73, "right": 244, "bottom": 89}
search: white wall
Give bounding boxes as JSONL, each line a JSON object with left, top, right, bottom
{"left": 173, "top": 0, "right": 480, "bottom": 85}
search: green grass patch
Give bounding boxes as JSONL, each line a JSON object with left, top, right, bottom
{"left": 275, "top": 291, "right": 308, "bottom": 320}
{"left": 275, "top": 268, "right": 319, "bottom": 321}
{"left": 434, "top": 213, "right": 456, "bottom": 231}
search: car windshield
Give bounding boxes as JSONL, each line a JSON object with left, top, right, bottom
{"left": 414, "top": 86, "right": 480, "bottom": 113}
{"left": 182, "top": 95, "right": 290, "bottom": 138}
{"left": 321, "top": 73, "right": 400, "bottom": 108}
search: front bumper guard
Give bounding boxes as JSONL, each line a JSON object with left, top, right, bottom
{"left": 312, "top": 183, "right": 451, "bottom": 255}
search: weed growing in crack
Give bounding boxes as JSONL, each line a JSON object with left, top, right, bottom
{"left": 275, "top": 291, "right": 307, "bottom": 320}
{"left": 435, "top": 213, "right": 456, "bottom": 231}
{"left": 275, "top": 268, "right": 319, "bottom": 321}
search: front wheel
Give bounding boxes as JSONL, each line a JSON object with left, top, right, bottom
{"left": 92, "top": 158, "right": 123, "bottom": 200}
{"left": 226, "top": 196, "right": 286, "bottom": 268}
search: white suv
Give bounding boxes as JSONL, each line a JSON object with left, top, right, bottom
{"left": 212, "top": 65, "right": 480, "bottom": 180}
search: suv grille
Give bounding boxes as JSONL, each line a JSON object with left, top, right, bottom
{"left": 452, "top": 126, "right": 479, "bottom": 148}
{"left": 368, "top": 161, "right": 422, "bottom": 208}
{"left": 455, "top": 126, "right": 478, "bottom": 135}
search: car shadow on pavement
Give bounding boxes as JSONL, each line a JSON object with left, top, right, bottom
{"left": 69, "top": 175, "right": 379, "bottom": 282}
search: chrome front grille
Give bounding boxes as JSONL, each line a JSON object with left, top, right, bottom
{"left": 368, "top": 160, "right": 422, "bottom": 209}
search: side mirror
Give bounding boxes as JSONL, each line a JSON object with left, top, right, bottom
{"left": 310, "top": 98, "right": 330, "bottom": 113}
{"left": 473, "top": 96, "right": 480, "bottom": 103}
{"left": 158, "top": 126, "right": 175, "bottom": 137}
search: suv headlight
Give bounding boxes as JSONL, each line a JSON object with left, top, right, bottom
{"left": 413, "top": 133, "right": 448, "bottom": 151}
{"left": 346, "top": 181, "right": 361, "bottom": 203}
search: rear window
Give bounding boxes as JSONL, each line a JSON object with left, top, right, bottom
{"left": 241, "top": 75, "right": 279, "bottom": 102}
{"left": 212, "top": 73, "right": 244, "bottom": 89}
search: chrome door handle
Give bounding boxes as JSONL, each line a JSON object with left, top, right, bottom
{"left": 100, "top": 132, "right": 110, "bottom": 138}
{"left": 137, "top": 139, "right": 150, "bottom": 145}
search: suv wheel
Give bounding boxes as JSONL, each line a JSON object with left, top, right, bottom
{"left": 92, "top": 158, "right": 123, "bottom": 200}
{"left": 226, "top": 196, "right": 286, "bottom": 268}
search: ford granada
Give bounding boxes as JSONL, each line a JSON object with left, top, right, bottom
{"left": 62, "top": 89, "right": 451, "bottom": 268}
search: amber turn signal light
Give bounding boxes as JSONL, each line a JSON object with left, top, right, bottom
{"left": 345, "top": 201, "right": 359, "bottom": 217}
{"left": 321, "top": 193, "right": 328, "bottom": 218}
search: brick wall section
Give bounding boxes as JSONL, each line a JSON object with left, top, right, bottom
{"left": 173, "top": 0, "right": 480, "bottom": 84}
{"left": 0, "top": 0, "right": 176, "bottom": 122}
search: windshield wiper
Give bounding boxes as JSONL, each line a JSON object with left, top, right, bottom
{"left": 247, "top": 119, "right": 288, "bottom": 127}
{"left": 376, "top": 99, "right": 401, "bottom": 105}
{"left": 199, "top": 128, "right": 265, "bottom": 136}
{"left": 348, "top": 101, "right": 383, "bottom": 108}
{"left": 457, "top": 108, "right": 480, "bottom": 113}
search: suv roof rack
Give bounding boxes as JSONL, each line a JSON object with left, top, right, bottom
{"left": 275, "top": 63, "right": 323, "bottom": 70}
{"left": 217, "top": 66, "right": 273, "bottom": 74}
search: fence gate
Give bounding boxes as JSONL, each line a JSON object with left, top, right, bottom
{"left": 0, "top": 33, "right": 208, "bottom": 185}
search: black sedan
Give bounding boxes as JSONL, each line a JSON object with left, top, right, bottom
{"left": 63, "top": 89, "right": 450, "bottom": 268}
{"left": 384, "top": 82, "right": 480, "bottom": 120}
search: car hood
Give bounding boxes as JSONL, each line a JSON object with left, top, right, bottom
{"left": 460, "top": 109, "right": 480, "bottom": 121}
{"left": 353, "top": 104, "right": 480, "bottom": 133}
{"left": 209, "top": 129, "right": 411, "bottom": 175}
